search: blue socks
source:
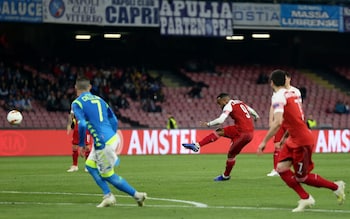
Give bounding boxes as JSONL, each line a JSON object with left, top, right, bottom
{"left": 105, "top": 174, "right": 136, "bottom": 196}
{"left": 86, "top": 166, "right": 111, "bottom": 195}
{"left": 86, "top": 166, "right": 136, "bottom": 197}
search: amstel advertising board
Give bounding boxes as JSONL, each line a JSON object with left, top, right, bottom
{"left": 0, "top": 129, "right": 348, "bottom": 156}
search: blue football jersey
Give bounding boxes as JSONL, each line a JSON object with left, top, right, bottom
{"left": 72, "top": 92, "right": 118, "bottom": 149}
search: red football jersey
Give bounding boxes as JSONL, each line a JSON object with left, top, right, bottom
{"left": 272, "top": 88, "right": 314, "bottom": 147}
{"left": 224, "top": 100, "right": 255, "bottom": 132}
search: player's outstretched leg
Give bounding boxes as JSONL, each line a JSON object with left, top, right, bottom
{"left": 105, "top": 174, "right": 147, "bottom": 207}
{"left": 302, "top": 173, "right": 346, "bottom": 205}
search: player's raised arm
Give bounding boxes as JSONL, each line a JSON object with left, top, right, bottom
{"left": 246, "top": 105, "right": 260, "bottom": 121}
{"left": 206, "top": 112, "right": 229, "bottom": 127}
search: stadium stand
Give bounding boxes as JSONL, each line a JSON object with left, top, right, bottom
{"left": 333, "top": 66, "right": 350, "bottom": 81}
{"left": 0, "top": 59, "right": 349, "bottom": 129}
{"left": 178, "top": 64, "right": 350, "bottom": 129}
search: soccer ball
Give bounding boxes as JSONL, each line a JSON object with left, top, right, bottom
{"left": 7, "top": 110, "right": 23, "bottom": 125}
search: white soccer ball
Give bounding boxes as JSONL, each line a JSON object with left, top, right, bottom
{"left": 7, "top": 110, "right": 23, "bottom": 125}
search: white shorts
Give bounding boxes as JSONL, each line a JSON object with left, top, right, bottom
{"left": 87, "top": 135, "right": 120, "bottom": 175}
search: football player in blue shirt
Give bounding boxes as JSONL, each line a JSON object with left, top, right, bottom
{"left": 72, "top": 76, "right": 147, "bottom": 207}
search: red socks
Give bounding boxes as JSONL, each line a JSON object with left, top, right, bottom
{"left": 72, "top": 150, "right": 78, "bottom": 166}
{"left": 198, "top": 132, "right": 219, "bottom": 146}
{"left": 273, "top": 148, "right": 280, "bottom": 169}
{"left": 303, "top": 173, "right": 338, "bottom": 190}
{"left": 72, "top": 148, "right": 90, "bottom": 166}
{"left": 279, "top": 169, "right": 309, "bottom": 199}
{"left": 224, "top": 159, "right": 236, "bottom": 177}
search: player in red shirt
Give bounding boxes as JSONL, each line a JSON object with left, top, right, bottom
{"left": 66, "top": 112, "right": 92, "bottom": 172}
{"left": 182, "top": 93, "right": 259, "bottom": 181}
{"left": 258, "top": 69, "right": 345, "bottom": 212}
{"left": 267, "top": 72, "right": 302, "bottom": 177}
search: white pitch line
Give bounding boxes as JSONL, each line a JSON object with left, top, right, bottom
{"left": 208, "top": 205, "right": 350, "bottom": 214}
{"left": 0, "top": 190, "right": 207, "bottom": 208}
{"left": 0, "top": 201, "right": 191, "bottom": 208}
{"left": 1, "top": 191, "right": 350, "bottom": 214}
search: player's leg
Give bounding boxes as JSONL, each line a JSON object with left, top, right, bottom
{"left": 277, "top": 146, "right": 314, "bottom": 212}
{"left": 268, "top": 127, "right": 285, "bottom": 176}
{"left": 198, "top": 128, "right": 222, "bottom": 146}
{"left": 267, "top": 142, "right": 281, "bottom": 176}
{"left": 98, "top": 135, "right": 147, "bottom": 207}
{"left": 295, "top": 146, "right": 345, "bottom": 205}
{"left": 67, "top": 144, "right": 79, "bottom": 172}
{"left": 214, "top": 129, "right": 252, "bottom": 181}
{"left": 182, "top": 128, "right": 222, "bottom": 151}
{"left": 85, "top": 147, "right": 114, "bottom": 207}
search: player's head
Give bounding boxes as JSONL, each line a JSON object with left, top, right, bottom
{"left": 216, "top": 93, "right": 230, "bottom": 108}
{"left": 75, "top": 76, "right": 92, "bottom": 95}
{"left": 270, "top": 69, "right": 286, "bottom": 91}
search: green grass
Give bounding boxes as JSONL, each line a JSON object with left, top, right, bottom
{"left": 0, "top": 154, "right": 349, "bottom": 219}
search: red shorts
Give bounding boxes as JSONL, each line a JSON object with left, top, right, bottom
{"left": 278, "top": 138, "right": 314, "bottom": 178}
{"left": 72, "top": 125, "right": 92, "bottom": 145}
{"left": 223, "top": 126, "right": 254, "bottom": 156}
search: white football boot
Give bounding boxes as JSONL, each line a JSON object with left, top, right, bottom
{"left": 292, "top": 195, "right": 315, "bottom": 212}
{"left": 267, "top": 169, "right": 279, "bottom": 177}
{"left": 96, "top": 193, "right": 116, "bottom": 208}
{"left": 334, "top": 181, "right": 346, "bottom": 205}
{"left": 134, "top": 192, "right": 147, "bottom": 207}
{"left": 67, "top": 165, "right": 78, "bottom": 172}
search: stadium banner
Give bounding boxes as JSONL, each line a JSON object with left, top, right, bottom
{"left": 159, "top": 0, "right": 233, "bottom": 36}
{"left": 342, "top": 7, "right": 350, "bottom": 32}
{"left": 0, "top": 0, "right": 42, "bottom": 23}
{"left": 43, "top": 0, "right": 159, "bottom": 26}
{"left": 104, "top": 0, "right": 159, "bottom": 26}
{"left": 0, "top": 129, "right": 348, "bottom": 156}
{"left": 43, "top": 0, "right": 105, "bottom": 25}
{"left": 280, "top": 4, "right": 341, "bottom": 31}
{"left": 232, "top": 3, "right": 280, "bottom": 28}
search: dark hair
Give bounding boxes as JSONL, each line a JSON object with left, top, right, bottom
{"left": 75, "top": 76, "right": 91, "bottom": 90}
{"left": 217, "top": 93, "right": 230, "bottom": 99}
{"left": 270, "top": 69, "right": 286, "bottom": 86}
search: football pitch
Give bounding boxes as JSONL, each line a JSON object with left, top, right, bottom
{"left": 0, "top": 153, "right": 349, "bottom": 219}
